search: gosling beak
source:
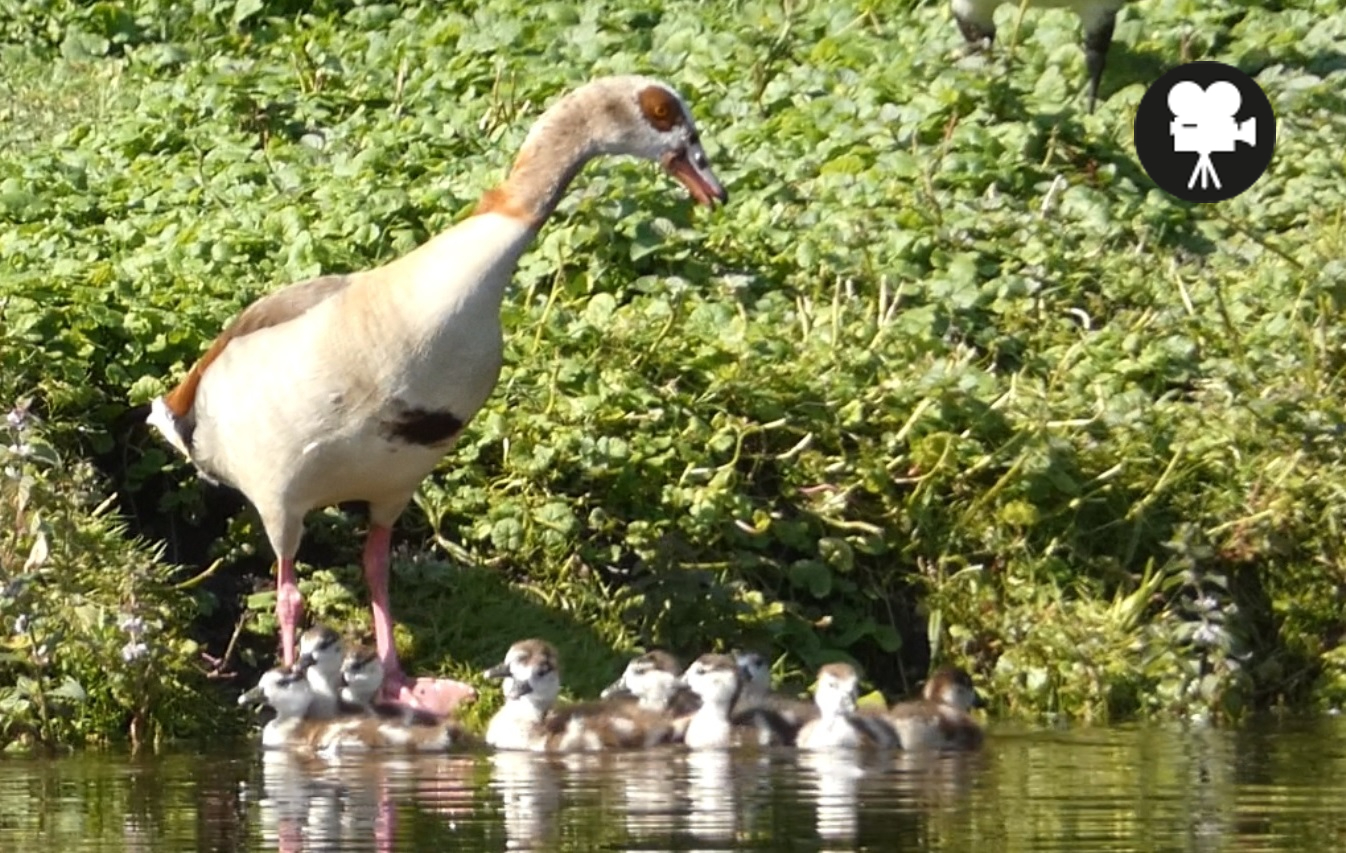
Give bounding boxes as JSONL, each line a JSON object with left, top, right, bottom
{"left": 238, "top": 685, "right": 265, "bottom": 707}
{"left": 483, "top": 662, "right": 511, "bottom": 680}
{"left": 662, "top": 141, "right": 727, "bottom": 208}
{"left": 599, "top": 676, "right": 628, "bottom": 700}
{"left": 295, "top": 652, "right": 316, "bottom": 673}
{"left": 502, "top": 678, "right": 534, "bottom": 701}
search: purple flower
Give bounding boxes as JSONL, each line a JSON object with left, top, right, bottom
{"left": 119, "top": 615, "right": 146, "bottom": 638}
{"left": 121, "top": 641, "right": 149, "bottom": 663}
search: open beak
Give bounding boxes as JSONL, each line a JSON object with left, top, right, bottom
{"left": 662, "top": 143, "right": 727, "bottom": 208}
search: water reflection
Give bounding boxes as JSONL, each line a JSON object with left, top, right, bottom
{"left": 489, "top": 750, "right": 561, "bottom": 851}
{"left": 0, "top": 718, "right": 1343, "bottom": 850}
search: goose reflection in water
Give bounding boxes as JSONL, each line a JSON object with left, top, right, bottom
{"left": 488, "top": 750, "right": 562, "bottom": 851}
{"left": 800, "top": 748, "right": 866, "bottom": 844}
{"left": 615, "top": 749, "right": 682, "bottom": 843}
{"left": 257, "top": 751, "right": 348, "bottom": 853}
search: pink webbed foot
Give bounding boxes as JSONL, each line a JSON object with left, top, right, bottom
{"left": 381, "top": 674, "right": 477, "bottom": 718}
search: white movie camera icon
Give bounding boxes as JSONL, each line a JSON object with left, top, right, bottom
{"left": 1168, "top": 80, "right": 1257, "bottom": 190}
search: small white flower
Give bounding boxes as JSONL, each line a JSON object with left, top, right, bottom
{"left": 5, "top": 408, "right": 25, "bottom": 431}
{"left": 1193, "top": 621, "right": 1225, "bottom": 647}
{"left": 14, "top": 614, "right": 28, "bottom": 634}
{"left": 119, "top": 615, "right": 146, "bottom": 637}
{"left": 121, "top": 641, "right": 149, "bottom": 663}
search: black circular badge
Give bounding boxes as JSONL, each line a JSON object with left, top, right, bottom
{"left": 1134, "top": 61, "right": 1276, "bottom": 203}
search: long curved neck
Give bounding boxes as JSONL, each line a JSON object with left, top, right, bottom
{"left": 472, "top": 94, "right": 610, "bottom": 227}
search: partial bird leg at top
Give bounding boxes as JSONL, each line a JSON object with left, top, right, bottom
{"left": 362, "top": 524, "right": 477, "bottom": 717}
{"left": 276, "top": 556, "right": 304, "bottom": 666}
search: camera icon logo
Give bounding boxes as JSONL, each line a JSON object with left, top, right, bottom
{"left": 1135, "top": 62, "right": 1276, "bottom": 204}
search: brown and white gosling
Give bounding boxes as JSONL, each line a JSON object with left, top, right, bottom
{"left": 238, "top": 666, "right": 471, "bottom": 754}
{"left": 294, "top": 625, "right": 350, "bottom": 719}
{"left": 147, "top": 75, "right": 726, "bottom": 718}
{"left": 732, "top": 649, "right": 819, "bottom": 738}
{"left": 795, "top": 663, "right": 899, "bottom": 751}
{"left": 340, "top": 644, "right": 443, "bottom": 727}
{"left": 887, "top": 665, "right": 986, "bottom": 750}
{"left": 601, "top": 650, "right": 700, "bottom": 716}
{"left": 952, "top": 0, "right": 1125, "bottom": 112}
{"left": 483, "top": 639, "right": 673, "bottom": 752}
{"left": 679, "top": 654, "right": 794, "bottom": 749}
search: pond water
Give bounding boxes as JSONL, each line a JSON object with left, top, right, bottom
{"left": 2, "top": 717, "right": 1344, "bottom": 851}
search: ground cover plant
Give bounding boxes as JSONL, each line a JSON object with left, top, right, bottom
{"left": 1, "top": 0, "right": 1345, "bottom": 744}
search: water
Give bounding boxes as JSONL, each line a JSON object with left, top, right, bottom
{"left": 2, "top": 717, "right": 1344, "bottom": 851}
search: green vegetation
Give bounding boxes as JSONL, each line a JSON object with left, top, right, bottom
{"left": 1, "top": 0, "right": 1344, "bottom": 744}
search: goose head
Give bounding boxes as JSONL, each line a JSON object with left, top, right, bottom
{"left": 515, "top": 75, "right": 727, "bottom": 209}
{"left": 732, "top": 649, "right": 772, "bottom": 700}
{"left": 340, "top": 646, "right": 384, "bottom": 706}
{"left": 601, "top": 649, "right": 683, "bottom": 706}
{"left": 924, "top": 666, "right": 985, "bottom": 712}
{"left": 295, "top": 625, "right": 345, "bottom": 686}
{"left": 812, "top": 663, "right": 861, "bottom": 717}
{"left": 484, "top": 639, "right": 562, "bottom": 708}
{"left": 681, "top": 653, "right": 742, "bottom": 710}
{"left": 238, "top": 666, "right": 314, "bottom": 719}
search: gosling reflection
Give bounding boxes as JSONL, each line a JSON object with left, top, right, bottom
{"left": 256, "top": 750, "right": 353, "bottom": 853}
{"left": 489, "top": 751, "right": 563, "bottom": 851}
{"left": 800, "top": 748, "right": 865, "bottom": 844}
{"left": 616, "top": 749, "right": 681, "bottom": 843}
{"left": 685, "top": 748, "right": 738, "bottom": 841}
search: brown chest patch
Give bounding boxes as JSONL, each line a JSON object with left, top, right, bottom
{"left": 379, "top": 401, "right": 464, "bottom": 447}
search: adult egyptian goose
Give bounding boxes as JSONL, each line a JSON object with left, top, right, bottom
{"left": 147, "top": 76, "right": 727, "bottom": 717}
{"left": 887, "top": 665, "right": 986, "bottom": 750}
{"left": 952, "top": 0, "right": 1125, "bottom": 112}
{"left": 795, "top": 663, "right": 899, "bottom": 751}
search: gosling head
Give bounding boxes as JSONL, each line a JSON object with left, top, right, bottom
{"left": 732, "top": 649, "right": 772, "bottom": 700}
{"left": 238, "top": 666, "right": 313, "bottom": 719}
{"left": 340, "top": 646, "right": 384, "bottom": 706}
{"left": 924, "top": 666, "right": 985, "bottom": 712}
{"left": 602, "top": 650, "right": 683, "bottom": 708}
{"left": 484, "top": 639, "right": 562, "bottom": 706}
{"left": 295, "top": 625, "right": 345, "bottom": 684}
{"left": 812, "top": 663, "right": 861, "bottom": 717}
{"left": 681, "top": 653, "right": 742, "bottom": 709}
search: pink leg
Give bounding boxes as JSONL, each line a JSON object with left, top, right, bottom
{"left": 276, "top": 556, "right": 303, "bottom": 666}
{"left": 362, "top": 524, "right": 476, "bottom": 716}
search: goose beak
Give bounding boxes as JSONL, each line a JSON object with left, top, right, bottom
{"left": 599, "top": 676, "right": 628, "bottom": 700}
{"left": 295, "top": 652, "right": 316, "bottom": 673}
{"left": 663, "top": 142, "right": 727, "bottom": 208}
{"left": 483, "top": 662, "right": 511, "bottom": 680}
{"left": 238, "top": 685, "right": 265, "bottom": 707}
